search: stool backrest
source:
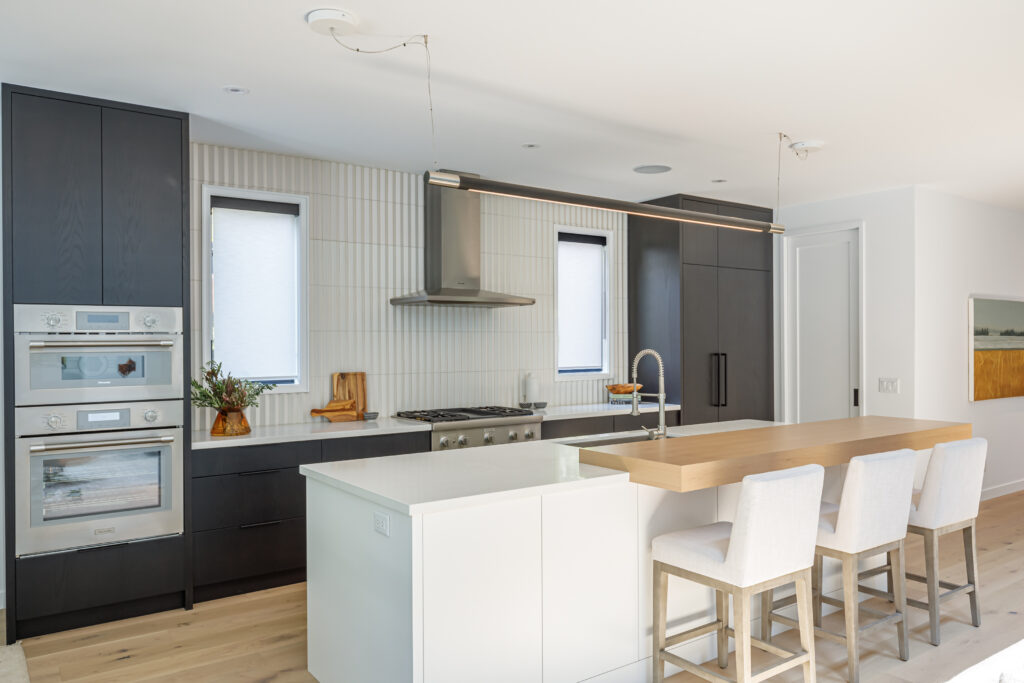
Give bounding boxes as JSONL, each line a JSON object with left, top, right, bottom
{"left": 835, "top": 449, "right": 916, "bottom": 553}
{"left": 914, "top": 437, "right": 988, "bottom": 530}
{"left": 728, "top": 464, "right": 824, "bottom": 587}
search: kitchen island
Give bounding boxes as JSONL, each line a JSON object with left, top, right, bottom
{"left": 300, "top": 417, "right": 970, "bottom": 683}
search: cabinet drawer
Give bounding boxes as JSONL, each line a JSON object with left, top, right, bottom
{"left": 612, "top": 410, "right": 681, "bottom": 432}
{"left": 192, "top": 440, "right": 320, "bottom": 477}
{"left": 322, "top": 431, "right": 431, "bottom": 462}
{"left": 194, "top": 518, "right": 306, "bottom": 586}
{"left": 193, "top": 468, "right": 307, "bottom": 531}
{"left": 540, "top": 417, "right": 614, "bottom": 440}
{"left": 16, "top": 535, "right": 184, "bottom": 620}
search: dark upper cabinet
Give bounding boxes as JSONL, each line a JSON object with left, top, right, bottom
{"left": 717, "top": 203, "right": 773, "bottom": 271}
{"left": 718, "top": 267, "right": 773, "bottom": 421}
{"left": 102, "top": 108, "right": 184, "bottom": 306}
{"left": 10, "top": 93, "right": 104, "bottom": 304}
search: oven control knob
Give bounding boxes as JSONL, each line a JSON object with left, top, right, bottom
{"left": 524, "top": 429, "right": 535, "bottom": 440}
{"left": 457, "top": 435, "right": 468, "bottom": 447}
{"left": 143, "top": 314, "right": 158, "bottom": 328}
{"left": 508, "top": 431, "right": 518, "bottom": 441}
{"left": 483, "top": 432, "right": 494, "bottom": 444}
{"left": 143, "top": 409, "right": 160, "bottom": 423}
{"left": 46, "top": 414, "right": 63, "bottom": 429}
{"left": 45, "top": 313, "right": 61, "bottom": 328}
{"left": 438, "top": 436, "right": 450, "bottom": 449}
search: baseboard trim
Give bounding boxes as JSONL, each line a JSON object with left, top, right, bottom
{"left": 982, "top": 478, "right": 1024, "bottom": 501}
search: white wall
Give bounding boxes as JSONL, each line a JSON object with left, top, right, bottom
{"left": 190, "top": 144, "right": 629, "bottom": 430}
{"left": 914, "top": 188, "right": 1024, "bottom": 497}
{"left": 779, "top": 187, "right": 917, "bottom": 418}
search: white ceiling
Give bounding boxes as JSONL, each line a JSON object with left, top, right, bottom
{"left": 3, "top": 0, "right": 1024, "bottom": 210}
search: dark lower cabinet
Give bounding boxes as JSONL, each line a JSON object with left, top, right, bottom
{"left": 541, "top": 416, "right": 614, "bottom": 440}
{"left": 611, "top": 410, "right": 681, "bottom": 432}
{"left": 14, "top": 536, "right": 184, "bottom": 637}
{"left": 322, "top": 431, "right": 431, "bottom": 462}
{"left": 194, "top": 518, "right": 306, "bottom": 590}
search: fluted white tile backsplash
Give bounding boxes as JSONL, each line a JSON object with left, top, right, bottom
{"left": 190, "top": 143, "right": 627, "bottom": 430}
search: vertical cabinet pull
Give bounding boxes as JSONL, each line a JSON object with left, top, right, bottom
{"left": 719, "top": 353, "right": 728, "bottom": 407}
{"left": 711, "top": 353, "right": 720, "bottom": 406}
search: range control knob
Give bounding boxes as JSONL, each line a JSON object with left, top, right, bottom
{"left": 457, "top": 435, "right": 468, "bottom": 447}
{"left": 143, "top": 409, "right": 160, "bottom": 423}
{"left": 483, "top": 432, "right": 494, "bottom": 444}
{"left": 143, "top": 314, "right": 159, "bottom": 328}
{"left": 46, "top": 414, "right": 63, "bottom": 430}
{"left": 524, "top": 429, "right": 535, "bottom": 440}
{"left": 45, "top": 313, "right": 61, "bottom": 328}
{"left": 508, "top": 431, "right": 518, "bottom": 442}
{"left": 438, "top": 436, "right": 450, "bottom": 449}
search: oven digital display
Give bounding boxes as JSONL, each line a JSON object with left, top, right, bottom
{"left": 87, "top": 412, "right": 122, "bottom": 423}
{"left": 75, "top": 311, "right": 130, "bottom": 330}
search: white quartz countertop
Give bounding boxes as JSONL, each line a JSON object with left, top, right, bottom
{"left": 534, "top": 402, "right": 681, "bottom": 421}
{"left": 192, "top": 402, "right": 680, "bottom": 450}
{"left": 300, "top": 441, "right": 629, "bottom": 515}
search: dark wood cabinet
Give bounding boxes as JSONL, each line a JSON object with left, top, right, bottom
{"left": 101, "top": 108, "right": 184, "bottom": 306}
{"left": 10, "top": 93, "right": 104, "bottom": 304}
{"left": 194, "top": 518, "right": 306, "bottom": 589}
{"left": 629, "top": 193, "right": 774, "bottom": 426}
{"left": 192, "top": 440, "right": 321, "bottom": 477}
{"left": 540, "top": 416, "right": 614, "bottom": 440}
{"left": 322, "top": 431, "right": 431, "bottom": 462}
{"left": 193, "top": 468, "right": 307, "bottom": 532}
{"left": 611, "top": 410, "right": 681, "bottom": 432}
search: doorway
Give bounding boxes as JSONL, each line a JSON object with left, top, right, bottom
{"left": 783, "top": 226, "right": 862, "bottom": 422}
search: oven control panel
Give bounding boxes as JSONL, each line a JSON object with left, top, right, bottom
{"left": 432, "top": 423, "right": 542, "bottom": 450}
{"left": 14, "top": 400, "right": 184, "bottom": 436}
{"left": 13, "top": 304, "right": 183, "bottom": 334}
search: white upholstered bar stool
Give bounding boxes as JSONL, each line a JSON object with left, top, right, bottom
{"left": 652, "top": 464, "right": 824, "bottom": 683}
{"left": 902, "top": 437, "right": 988, "bottom": 646}
{"left": 766, "top": 449, "right": 917, "bottom": 683}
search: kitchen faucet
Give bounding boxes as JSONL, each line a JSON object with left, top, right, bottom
{"left": 630, "top": 348, "right": 667, "bottom": 440}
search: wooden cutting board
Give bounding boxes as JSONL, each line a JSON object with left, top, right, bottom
{"left": 310, "top": 372, "right": 368, "bottom": 422}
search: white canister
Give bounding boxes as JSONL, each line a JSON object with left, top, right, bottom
{"left": 524, "top": 372, "right": 540, "bottom": 405}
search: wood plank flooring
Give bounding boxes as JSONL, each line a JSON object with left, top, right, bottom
{"left": 11, "top": 491, "right": 1024, "bottom": 682}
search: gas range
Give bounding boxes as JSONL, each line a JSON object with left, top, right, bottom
{"left": 396, "top": 406, "right": 542, "bottom": 450}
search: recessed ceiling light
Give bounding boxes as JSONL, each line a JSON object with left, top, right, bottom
{"left": 711, "top": 179, "right": 727, "bottom": 183}
{"left": 633, "top": 164, "right": 672, "bottom": 174}
{"left": 522, "top": 143, "right": 540, "bottom": 149}
{"left": 222, "top": 86, "right": 250, "bottom": 95}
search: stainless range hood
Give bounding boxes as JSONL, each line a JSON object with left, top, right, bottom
{"left": 390, "top": 172, "right": 535, "bottom": 307}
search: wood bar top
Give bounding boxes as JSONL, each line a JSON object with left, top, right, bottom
{"left": 579, "top": 416, "right": 972, "bottom": 492}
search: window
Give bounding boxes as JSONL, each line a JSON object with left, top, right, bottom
{"left": 202, "top": 187, "right": 308, "bottom": 392}
{"left": 556, "top": 230, "right": 610, "bottom": 377}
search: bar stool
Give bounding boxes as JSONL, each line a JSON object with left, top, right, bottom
{"left": 652, "top": 464, "right": 824, "bottom": 683}
{"left": 903, "top": 437, "right": 988, "bottom": 646}
{"left": 766, "top": 449, "right": 917, "bottom": 683}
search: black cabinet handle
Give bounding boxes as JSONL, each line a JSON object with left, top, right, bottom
{"left": 719, "top": 353, "right": 728, "bottom": 408}
{"left": 711, "top": 353, "right": 720, "bottom": 406}
{"left": 238, "top": 469, "right": 280, "bottom": 477}
{"left": 239, "top": 520, "right": 282, "bottom": 529}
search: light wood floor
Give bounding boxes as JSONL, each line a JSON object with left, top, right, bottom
{"left": 11, "top": 491, "right": 1024, "bottom": 682}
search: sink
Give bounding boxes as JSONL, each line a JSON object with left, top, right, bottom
{"left": 570, "top": 433, "right": 680, "bottom": 448}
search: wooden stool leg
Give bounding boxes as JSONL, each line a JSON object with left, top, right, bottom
{"left": 923, "top": 529, "right": 942, "bottom": 646}
{"left": 733, "top": 587, "right": 753, "bottom": 683}
{"left": 795, "top": 569, "right": 817, "bottom": 683}
{"left": 842, "top": 554, "right": 860, "bottom": 683}
{"left": 812, "top": 553, "right": 823, "bottom": 628}
{"left": 760, "top": 588, "right": 773, "bottom": 642}
{"left": 963, "top": 520, "right": 981, "bottom": 627}
{"left": 889, "top": 543, "right": 909, "bottom": 661}
{"left": 886, "top": 561, "right": 894, "bottom": 603}
{"left": 653, "top": 561, "right": 668, "bottom": 683}
{"left": 716, "top": 589, "right": 729, "bottom": 669}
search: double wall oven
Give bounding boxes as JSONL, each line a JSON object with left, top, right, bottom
{"left": 13, "top": 305, "right": 185, "bottom": 557}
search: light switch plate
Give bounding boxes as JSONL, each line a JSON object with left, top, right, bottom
{"left": 878, "top": 377, "right": 901, "bottom": 394}
{"left": 373, "top": 511, "right": 390, "bottom": 537}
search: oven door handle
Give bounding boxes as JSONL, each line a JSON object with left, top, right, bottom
{"left": 27, "top": 340, "right": 176, "bottom": 348}
{"left": 29, "top": 435, "right": 176, "bottom": 453}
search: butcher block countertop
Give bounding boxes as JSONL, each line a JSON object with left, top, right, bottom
{"left": 579, "top": 416, "right": 972, "bottom": 492}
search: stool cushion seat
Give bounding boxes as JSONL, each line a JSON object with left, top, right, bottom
{"left": 653, "top": 522, "right": 732, "bottom": 576}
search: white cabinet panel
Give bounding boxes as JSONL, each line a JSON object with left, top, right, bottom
{"left": 542, "top": 484, "right": 638, "bottom": 682}
{"left": 422, "top": 496, "right": 542, "bottom": 683}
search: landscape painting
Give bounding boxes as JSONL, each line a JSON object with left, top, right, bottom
{"left": 971, "top": 297, "right": 1024, "bottom": 400}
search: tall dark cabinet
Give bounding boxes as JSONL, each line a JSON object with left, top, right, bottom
{"left": 3, "top": 84, "right": 190, "bottom": 641}
{"left": 628, "top": 194, "right": 774, "bottom": 425}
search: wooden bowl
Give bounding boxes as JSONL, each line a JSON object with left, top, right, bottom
{"left": 606, "top": 383, "right": 642, "bottom": 395}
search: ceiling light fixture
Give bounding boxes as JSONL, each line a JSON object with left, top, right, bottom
{"left": 633, "top": 164, "right": 672, "bottom": 174}
{"left": 222, "top": 86, "right": 249, "bottom": 95}
{"left": 427, "top": 171, "right": 783, "bottom": 234}
{"left": 788, "top": 140, "right": 825, "bottom": 154}
{"left": 305, "top": 8, "right": 359, "bottom": 36}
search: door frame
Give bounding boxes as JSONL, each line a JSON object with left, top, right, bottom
{"left": 777, "top": 221, "right": 866, "bottom": 423}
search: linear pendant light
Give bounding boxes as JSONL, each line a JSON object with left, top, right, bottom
{"left": 426, "top": 171, "right": 784, "bottom": 234}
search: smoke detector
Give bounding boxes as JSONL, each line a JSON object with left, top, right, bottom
{"left": 306, "top": 8, "right": 360, "bottom": 36}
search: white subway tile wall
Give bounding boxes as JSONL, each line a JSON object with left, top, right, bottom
{"left": 190, "top": 143, "right": 628, "bottom": 429}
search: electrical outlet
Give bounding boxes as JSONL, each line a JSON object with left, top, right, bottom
{"left": 373, "top": 511, "right": 390, "bottom": 537}
{"left": 878, "top": 377, "right": 901, "bottom": 394}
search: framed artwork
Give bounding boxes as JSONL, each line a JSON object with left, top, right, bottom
{"left": 969, "top": 296, "right": 1024, "bottom": 401}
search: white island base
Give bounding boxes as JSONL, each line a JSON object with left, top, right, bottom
{"left": 301, "top": 420, "right": 871, "bottom": 683}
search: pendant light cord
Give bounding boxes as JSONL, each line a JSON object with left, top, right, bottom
{"left": 330, "top": 28, "right": 439, "bottom": 170}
